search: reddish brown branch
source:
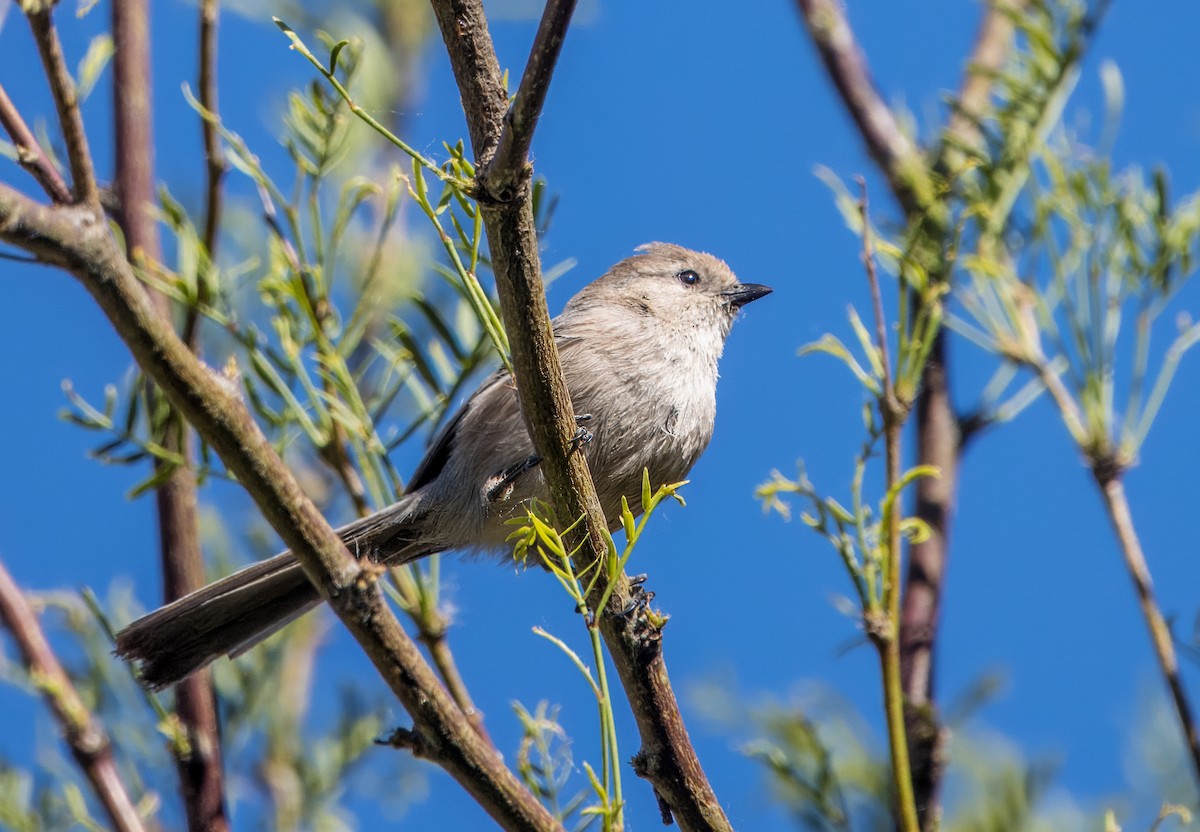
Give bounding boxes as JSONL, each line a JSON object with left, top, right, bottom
{"left": 900, "top": 9, "right": 1023, "bottom": 826}
{"left": 182, "top": 0, "right": 224, "bottom": 350}
{"left": 901, "top": 335, "right": 955, "bottom": 827}
{"left": 0, "top": 83, "right": 72, "bottom": 203}
{"left": 112, "top": 2, "right": 230, "bottom": 828}
{"left": 429, "top": 0, "right": 730, "bottom": 827}
{"left": 112, "top": 0, "right": 159, "bottom": 263}
{"left": 24, "top": 6, "right": 98, "bottom": 206}
{"left": 198, "top": 0, "right": 225, "bottom": 259}
{"left": 0, "top": 560, "right": 147, "bottom": 832}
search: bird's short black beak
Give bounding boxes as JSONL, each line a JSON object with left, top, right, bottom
{"left": 722, "top": 283, "right": 773, "bottom": 308}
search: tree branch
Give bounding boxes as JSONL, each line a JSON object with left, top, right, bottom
{"left": 797, "top": 4, "right": 1025, "bottom": 828}
{"left": 795, "top": 0, "right": 937, "bottom": 219}
{"left": 429, "top": 1, "right": 731, "bottom": 827}
{"left": 941, "top": 2, "right": 1022, "bottom": 163}
{"left": 182, "top": 0, "right": 225, "bottom": 350}
{"left": 0, "top": 182, "right": 562, "bottom": 832}
{"left": 1095, "top": 472, "right": 1200, "bottom": 786}
{"left": 0, "top": 82, "right": 72, "bottom": 204}
{"left": 24, "top": 6, "right": 98, "bottom": 206}
{"left": 901, "top": 9, "right": 1024, "bottom": 826}
{"left": 198, "top": 0, "right": 224, "bottom": 258}
{"left": 0, "top": 559, "right": 147, "bottom": 832}
{"left": 111, "top": 3, "right": 230, "bottom": 828}
{"left": 418, "top": 616, "right": 492, "bottom": 742}
{"left": 1029, "top": 343, "right": 1200, "bottom": 787}
{"left": 480, "top": 0, "right": 576, "bottom": 201}
{"left": 112, "top": 0, "right": 158, "bottom": 263}
{"left": 902, "top": 334, "right": 954, "bottom": 828}
{"left": 427, "top": 0, "right": 507, "bottom": 162}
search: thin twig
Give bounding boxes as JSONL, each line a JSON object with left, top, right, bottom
{"left": 0, "top": 82, "right": 72, "bottom": 203}
{"left": 198, "top": 0, "right": 224, "bottom": 258}
{"left": 482, "top": 0, "right": 578, "bottom": 201}
{"left": 0, "top": 559, "right": 147, "bottom": 832}
{"left": 858, "top": 178, "right": 891, "bottom": 389}
{"left": 182, "top": 0, "right": 226, "bottom": 349}
{"left": 421, "top": 626, "right": 492, "bottom": 742}
{"left": 1031, "top": 347, "right": 1200, "bottom": 785}
{"left": 24, "top": 7, "right": 99, "bottom": 206}
{"left": 1095, "top": 473, "right": 1200, "bottom": 786}
{"left": 1030, "top": 356, "right": 1088, "bottom": 444}
{"left": 429, "top": 0, "right": 731, "bottom": 827}
{"left": 318, "top": 436, "right": 372, "bottom": 517}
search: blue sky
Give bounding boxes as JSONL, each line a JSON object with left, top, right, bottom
{"left": 4, "top": 0, "right": 1200, "bottom": 828}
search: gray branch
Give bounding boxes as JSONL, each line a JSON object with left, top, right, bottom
{"left": 429, "top": 0, "right": 732, "bottom": 827}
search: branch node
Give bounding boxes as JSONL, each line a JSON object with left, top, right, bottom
{"left": 476, "top": 165, "right": 531, "bottom": 206}
{"left": 1089, "top": 450, "right": 1125, "bottom": 486}
{"left": 864, "top": 610, "right": 894, "bottom": 648}
{"left": 376, "top": 726, "right": 436, "bottom": 759}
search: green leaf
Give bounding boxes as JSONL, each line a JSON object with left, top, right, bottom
{"left": 847, "top": 305, "right": 884, "bottom": 379}
{"left": 76, "top": 34, "right": 114, "bottom": 101}
{"left": 328, "top": 39, "right": 350, "bottom": 75}
{"left": 800, "top": 334, "right": 883, "bottom": 396}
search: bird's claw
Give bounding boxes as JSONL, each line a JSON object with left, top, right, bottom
{"left": 616, "top": 582, "right": 655, "bottom": 617}
{"left": 570, "top": 425, "right": 593, "bottom": 452}
{"left": 484, "top": 453, "right": 541, "bottom": 503}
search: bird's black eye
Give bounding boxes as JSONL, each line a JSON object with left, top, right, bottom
{"left": 677, "top": 269, "right": 700, "bottom": 287}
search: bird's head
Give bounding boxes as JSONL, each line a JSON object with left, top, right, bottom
{"left": 566, "top": 243, "right": 771, "bottom": 341}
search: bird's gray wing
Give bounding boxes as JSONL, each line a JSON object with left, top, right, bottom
{"left": 406, "top": 367, "right": 511, "bottom": 492}
{"left": 406, "top": 334, "right": 588, "bottom": 494}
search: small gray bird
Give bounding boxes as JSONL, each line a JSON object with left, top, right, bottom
{"left": 116, "top": 243, "right": 770, "bottom": 688}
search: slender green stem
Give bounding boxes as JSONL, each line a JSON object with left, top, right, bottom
{"left": 881, "top": 412, "right": 920, "bottom": 832}
{"left": 589, "top": 622, "right": 623, "bottom": 827}
{"left": 405, "top": 165, "right": 513, "bottom": 373}
{"left": 274, "top": 19, "right": 463, "bottom": 186}
{"left": 861, "top": 184, "right": 919, "bottom": 832}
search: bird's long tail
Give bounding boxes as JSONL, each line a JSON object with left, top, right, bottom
{"left": 116, "top": 495, "right": 435, "bottom": 690}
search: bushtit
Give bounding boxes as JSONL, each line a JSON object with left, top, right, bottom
{"left": 116, "top": 243, "right": 770, "bottom": 689}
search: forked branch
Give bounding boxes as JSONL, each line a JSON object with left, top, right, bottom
{"left": 0, "top": 82, "right": 72, "bottom": 203}
{"left": 429, "top": 0, "right": 731, "bottom": 826}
